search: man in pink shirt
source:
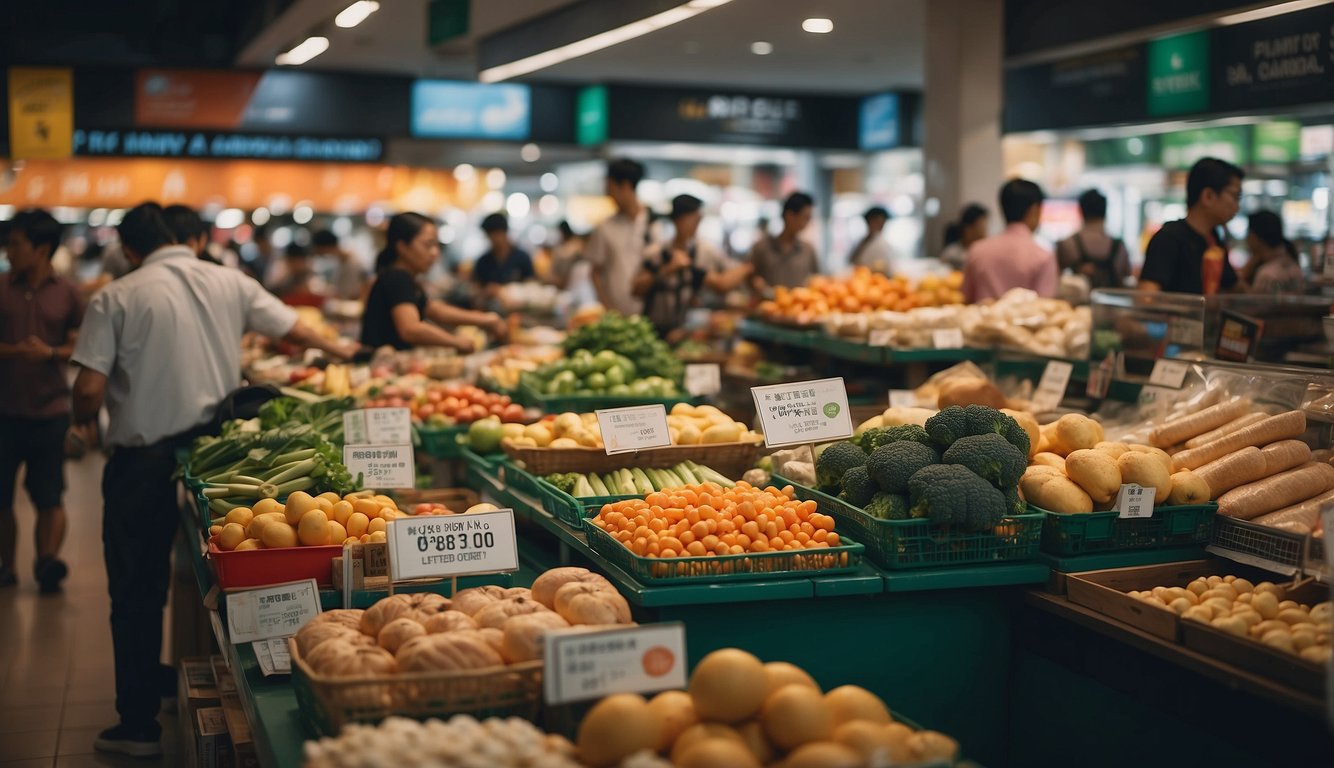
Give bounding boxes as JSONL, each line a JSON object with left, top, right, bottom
{"left": 962, "top": 179, "right": 1057, "bottom": 303}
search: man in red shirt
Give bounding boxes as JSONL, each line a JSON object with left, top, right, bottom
{"left": 0, "top": 208, "right": 83, "bottom": 592}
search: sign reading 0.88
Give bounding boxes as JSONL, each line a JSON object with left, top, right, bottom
{"left": 386, "top": 509, "right": 518, "bottom": 582}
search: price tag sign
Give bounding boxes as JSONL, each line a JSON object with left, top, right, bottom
{"left": 684, "top": 364, "right": 722, "bottom": 397}
{"left": 1115, "top": 483, "right": 1156, "bottom": 519}
{"left": 1031, "top": 360, "right": 1074, "bottom": 412}
{"left": 1167, "top": 317, "right": 1204, "bottom": 349}
{"left": 888, "top": 389, "right": 917, "bottom": 408}
{"left": 253, "top": 638, "right": 292, "bottom": 677}
{"left": 386, "top": 509, "right": 519, "bottom": 582}
{"left": 544, "top": 623, "right": 687, "bottom": 704}
{"left": 868, "top": 329, "right": 894, "bottom": 347}
{"left": 343, "top": 444, "right": 415, "bottom": 489}
{"left": 596, "top": 405, "right": 672, "bottom": 454}
{"left": 225, "top": 579, "right": 321, "bottom": 643}
{"left": 1214, "top": 309, "right": 1264, "bottom": 363}
{"left": 932, "top": 328, "right": 964, "bottom": 349}
{"left": 343, "top": 407, "right": 412, "bottom": 446}
{"left": 1148, "top": 359, "right": 1190, "bottom": 389}
{"left": 750, "top": 378, "right": 853, "bottom": 448}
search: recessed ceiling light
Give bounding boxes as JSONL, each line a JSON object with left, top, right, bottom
{"left": 802, "top": 17, "right": 833, "bottom": 34}
{"left": 335, "top": 1, "right": 380, "bottom": 29}
{"left": 750, "top": 41, "right": 773, "bottom": 55}
{"left": 275, "top": 36, "right": 329, "bottom": 66}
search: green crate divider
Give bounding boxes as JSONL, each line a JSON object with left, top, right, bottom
{"left": 1037, "top": 503, "right": 1217, "bottom": 556}
{"left": 820, "top": 335, "right": 889, "bottom": 364}
{"left": 883, "top": 346, "right": 996, "bottom": 364}
{"left": 739, "top": 318, "right": 821, "bottom": 347}
{"left": 580, "top": 517, "right": 865, "bottom": 583}
{"left": 516, "top": 377, "right": 694, "bottom": 412}
{"left": 776, "top": 475, "right": 1042, "bottom": 570}
{"left": 417, "top": 424, "right": 466, "bottom": 459}
{"left": 532, "top": 477, "right": 638, "bottom": 526}
{"left": 498, "top": 460, "right": 542, "bottom": 498}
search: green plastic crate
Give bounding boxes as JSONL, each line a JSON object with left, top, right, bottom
{"left": 776, "top": 475, "right": 1042, "bottom": 570}
{"left": 1037, "top": 503, "right": 1216, "bottom": 556}
{"left": 533, "top": 477, "right": 638, "bottom": 526}
{"left": 516, "top": 378, "right": 695, "bottom": 413}
{"left": 416, "top": 424, "right": 466, "bottom": 459}
{"left": 580, "top": 517, "right": 864, "bottom": 583}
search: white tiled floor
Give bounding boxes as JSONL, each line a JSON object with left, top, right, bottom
{"left": 1, "top": 454, "right": 180, "bottom": 766}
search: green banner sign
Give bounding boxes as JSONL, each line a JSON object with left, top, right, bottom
{"left": 1147, "top": 30, "right": 1209, "bottom": 116}
{"left": 1084, "top": 135, "right": 1161, "bottom": 167}
{"left": 1252, "top": 121, "right": 1301, "bottom": 164}
{"left": 576, "top": 85, "right": 608, "bottom": 146}
{"left": 1160, "top": 126, "right": 1249, "bottom": 169}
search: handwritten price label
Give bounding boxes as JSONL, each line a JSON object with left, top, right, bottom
{"left": 751, "top": 378, "right": 853, "bottom": 448}
{"left": 225, "top": 579, "right": 321, "bottom": 643}
{"left": 596, "top": 405, "right": 672, "bottom": 454}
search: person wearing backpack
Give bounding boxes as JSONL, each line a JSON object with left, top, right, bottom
{"left": 1056, "top": 189, "right": 1131, "bottom": 290}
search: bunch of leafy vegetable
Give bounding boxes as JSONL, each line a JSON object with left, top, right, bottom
{"left": 561, "top": 312, "right": 683, "bottom": 383}
{"left": 183, "top": 422, "right": 359, "bottom": 515}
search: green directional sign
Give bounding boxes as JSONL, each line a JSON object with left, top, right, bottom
{"left": 576, "top": 85, "right": 608, "bottom": 146}
{"left": 1147, "top": 31, "right": 1209, "bottom": 116}
{"left": 1252, "top": 121, "right": 1301, "bottom": 164}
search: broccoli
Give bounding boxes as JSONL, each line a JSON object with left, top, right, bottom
{"left": 925, "top": 404, "right": 1031, "bottom": 455}
{"left": 838, "top": 465, "right": 877, "bottom": 508}
{"left": 866, "top": 441, "right": 939, "bottom": 495}
{"left": 924, "top": 406, "right": 968, "bottom": 447}
{"left": 545, "top": 473, "right": 580, "bottom": 494}
{"left": 1003, "top": 486, "right": 1026, "bottom": 518}
{"left": 864, "top": 492, "right": 910, "bottom": 520}
{"left": 855, "top": 424, "right": 933, "bottom": 454}
{"left": 907, "top": 464, "right": 1007, "bottom": 530}
{"left": 941, "top": 433, "right": 1027, "bottom": 488}
{"left": 815, "top": 441, "right": 868, "bottom": 491}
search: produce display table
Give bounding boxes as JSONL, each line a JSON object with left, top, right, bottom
{"left": 739, "top": 318, "right": 996, "bottom": 366}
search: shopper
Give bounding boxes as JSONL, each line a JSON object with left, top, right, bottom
{"left": 473, "top": 213, "right": 535, "bottom": 300}
{"left": 1243, "top": 210, "right": 1305, "bottom": 294}
{"left": 361, "top": 212, "right": 505, "bottom": 352}
{"left": 70, "top": 202, "right": 351, "bottom": 757}
{"left": 274, "top": 243, "right": 325, "bottom": 308}
{"left": 849, "top": 206, "right": 893, "bottom": 274}
{"left": 962, "top": 179, "right": 1057, "bottom": 302}
{"left": 586, "top": 157, "right": 650, "bottom": 316}
{"left": 162, "top": 204, "right": 220, "bottom": 265}
{"left": 749, "top": 191, "right": 820, "bottom": 293}
{"left": 634, "top": 194, "right": 752, "bottom": 338}
{"left": 312, "top": 229, "right": 367, "bottom": 300}
{"left": 0, "top": 208, "right": 82, "bottom": 594}
{"left": 938, "top": 203, "right": 989, "bottom": 270}
{"left": 547, "top": 221, "right": 584, "bottom": 290}
{"left": 1056, "top": 189, "right": 1131, "bottom": 289}
{"left": 1140, "top": 157, "right": 1244, "bottom": 295}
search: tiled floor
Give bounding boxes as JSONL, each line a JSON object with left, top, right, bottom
{"left": 1, "top": 455, "right": 181, "bottom": 767}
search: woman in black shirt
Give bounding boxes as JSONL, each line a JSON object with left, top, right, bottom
{"left": 361, "top": 212, "right": 505, "bottom": 351}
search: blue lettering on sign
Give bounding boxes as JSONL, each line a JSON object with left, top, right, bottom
{"left": 73, "top": 129, "right": 382, "bottom": 162}
{"left": 411, "top": 80, "right": 530, "bottom": 140}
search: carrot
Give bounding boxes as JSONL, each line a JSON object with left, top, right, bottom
{"left": 1251, "top": 487, "right": 1334, "bottom": 532}
{"left": 1183, "top": 412, "right": 1267, "bottom": 449}
{"left": 1149, "top": 398, "right": 1249, "bottom": 448}
{"left": 1193, "top": 446, "right": 1266, "bottom": 498}
{"left": 1217, "top": 462, "right": 1334, "bottom": 520}
{"left": 1260, "top": 439, "right": 1311, "bottom": 475}
{"left": 1170, "top": 411, "right": 1307, "bottom": 470}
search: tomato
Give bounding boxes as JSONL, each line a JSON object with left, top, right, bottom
{"left": 450, "top": 406, "right": 471, "bottom": 421}
{"left": 442, "top": 396, "right": 461, "bottom": 412}
{"left": 501, "top": 403, "right": 526, "bottom": 423}
{"left": 488, "top": 403, "right": 505, "bottom": 416}
{"left": 467, "top": 404, "right": 489, "bottom": 422}
{"left": 417, "top": 404, "right": 436, "bottom": 418}
{"left": 497, "top": 395, "right": 512, "bottom": 407}
{"left": 426, "top": 390, "right": 444, "bottom": 404}
{"left": 413, "top": 503, "right": 433, "bottom": 515}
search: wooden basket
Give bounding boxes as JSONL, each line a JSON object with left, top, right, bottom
{"left": 391, "top": 487, "right": 481, "bottom": 512}
{"left": 289, "top": 638, "right": 542, "bottom": 735}
{"left": 501, "top": 439, "right": 761, "bottom": 478}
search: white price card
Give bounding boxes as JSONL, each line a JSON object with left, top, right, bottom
{"left": 1148, "top": 359, "right": 1190, "bottom": 389}
{"left": 1115, "top": 483, "right": 1156, "bottom": 519}
{"left": 932, "top": 328, "right": 964, "bottom": 349}
{"left": 596, "top": 405, "right": 672, "bottom": 455}
{"left": 544, "top": 623, "right": 687, "bottom": 705}
{"left": 343, "top": 443, "right": 415, "bottom": 489}
{"left": 1167, "top": 317, "right": 1204, "bottom": 348}
{"left": 225, "top": 579, "right": 321, "bottom": 644}
{"left": 888, "top": 389, "right": 917, "bottom": 408}
{"left": 343, "top": 407, "right": 412, "bottom": 446}
{"left": 1031, "top": 360, "right": 1074, "bottom": 413}
{"left": 253, "top": 638, "right": 292, "bottom": 677}
{"left": 750, "top": 377, "right": 853, "bottom": 448}
{"left": 868, "top": 329, "right": 894, "bottom": 347}
{"left": 684, "top": 363, "right": 722, "bottom": 397}
{"left": 386, "top": 509, "right": 519, "bottom": 582}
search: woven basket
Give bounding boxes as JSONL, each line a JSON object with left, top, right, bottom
{"left": 501, "top": 439, "right": 761, "bottom": 478}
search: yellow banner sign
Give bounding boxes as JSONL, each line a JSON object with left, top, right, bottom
{"left": 8, "top": 67, "right": 74, "bottom": 159}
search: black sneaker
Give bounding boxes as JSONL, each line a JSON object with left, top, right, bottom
{"left": 94, "top": 723, "right": 163, "bottom": 758}
{"left": 34, "top": 557, "right": 67, "bottom": 594}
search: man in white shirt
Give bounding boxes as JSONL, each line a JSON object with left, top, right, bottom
{"left": 71, "top": 203, "right": 351, "bottom": 757}
{"left": 585, "top": 158, "right": 649, "bottom": 316}
{"left": 850, "top": 206, "right": 893, "bottom": 273}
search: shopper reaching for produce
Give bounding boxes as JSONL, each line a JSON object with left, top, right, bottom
{"left": 361, "top": 211, "right": 506, "bottom": 352}
{"left": 68, "top": 202, "right": 354, "bottom": 759}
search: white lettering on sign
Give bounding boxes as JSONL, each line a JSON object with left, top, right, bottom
{"left": 1031, "top": 361, "right": 1074, "bottom": 413}
{"left": 1148, "top": 359, "right": 1190, "bottom": 389}
{"left": 226, "top": 579, "right": 321, "bottom": 644}
{"left": 932, "top": 328, "right": 964, "bottom": 349}
{"left": 544, "top": 623, "right": 688, "bottom": 705}
{"left": 750, "top": 378, "right": 853, "bottom": 448}
{"left": 386, "top": 510, "right": 518, "bottom": 582}
{"left": 1116, "top": 483, "right": 1156, "bottom": 519}
{"left": 684, "top": 364, "right": 722, "bottom": 397}
{"left": 343, "top": 407, "right": 412, "bottom": 446}
{"left": 343, "top": 444, "right": 415, "bottom": 489}
{"left": 596, "top": 405, "right": 672, "bottom": 455}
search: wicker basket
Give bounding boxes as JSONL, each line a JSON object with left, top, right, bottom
{"left": 501, "top": 440, "right": 761, "bottom": 478}
{"left": 289, "top": 638, "right": 543, "bottom": 735}
{"left": 391, "top": 487, "right": 481, "bottom": 512}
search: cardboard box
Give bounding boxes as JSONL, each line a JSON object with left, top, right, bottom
{"left": 177, "top": 658, "right": 221, "bottom": 727}
{"left": 221, "top": 694, "right": 260, "bottom": 768}
{"left": 188, "top": 706, "right": 233, "bottom": 768}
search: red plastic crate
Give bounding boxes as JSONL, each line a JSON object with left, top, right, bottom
{"left": 208, "top": 540, "right": 343, "bottom": 590}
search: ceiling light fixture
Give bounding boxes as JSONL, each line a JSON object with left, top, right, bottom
{"left": 750, "top": 41, "right": 773, "bottom": 55}
{"left": 335, "top": 1, "right": 380, "bottom": 29}
{"left": 479, "top": 0, "right": 734, "bottom": 83}
{"left": 275, "top": 36, "right": 329, "bottom": 66}
{"left": 802, "top": 17, "right": 833, "bottom": 34}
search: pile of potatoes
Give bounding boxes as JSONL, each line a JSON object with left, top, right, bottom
{"left": 1021, "top": 414, "right": 1210, "bottom": 514}
{"left": 1129, "top": 575, "right": 1332, "bottom": 665}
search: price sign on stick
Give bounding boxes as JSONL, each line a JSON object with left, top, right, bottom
{"left": 544, "top": 623, "right": 687, "bottom": 704}
{"left": 386, "top": 510, "right": 518, "bottom": 582}
{"left": 1116, "top": 484, "right": 1156, "bottom": 519}
{"left": 343, "top": 407, "right": 412, "bottom": 445}
{"left": 343, "top": 444, "right": 415, "bottom": 489}
{"left": 1031, "top": 361, "right": 1074, "bottom": 412}
{"left": 932, "top": 328, "right": 964, "bottom": 349}
{"left": 684, "top": 364, "right": 722, "bottom": 397}
{"left": 751, "top": 378, "right": 853, "bottom": 448}
{"left": 1148, "top": 359, "right": 1190, "bottom": 389}
{"left": 226, "top": 579, "right": 321, "bottom": 643}
{"left": 596, "top": 405, "right": 672, "bottom": 454}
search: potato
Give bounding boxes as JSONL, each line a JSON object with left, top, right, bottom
{"left": 1211, "top": 615, "right": 1248, "bottom": 636}
{"left": 1093, "top": 441, "right": 1130, "bottom": 459}
{"left": 1168, "top": 597, "right": 1193, "bottom": 614}
{"left": 1310, "top": 603, "right": 1332, "bottom": 623}
{"left": 1278, "top": 600, "right": 1299, "bottom": 611}
{"left": 1261, "top": 630, "right": 1295, "bottom": 653}
{"left": 1117, "top": 452, "right": 1172, "bottom": 498}
{"left": 1002, "top": 408, "right": 1041, "bottom": 457}
{"left": 1236, "top": 592, "right": 1253, "bottom": 604}
{"left": 1300, "top": 645, "right": 1332, "bottom": 664}
{"left": 1250, "top": 592, "right": 1279, "bottom": 620}
{"left": 1277, "top": 608, "right": 1309, "bottom": 625}
{"left": 1231, "top": 578, "right": 1255, "bottom": 594}
{"left": 1126, "top": 444, "right": 1175, "bottom": 475}
{"left": 1019, "top": 466, "right": 1061, "bottom": 499}
{"left": 1051, "top": 414, "right": 1104, "bottom": 456}
{"left": 1065, "top": 450, "right": 1122, "bottom": 504}
{"left": 1165, "top": 470, "right": 1209, "bottom": 505}
{"left": 1182, "top": 605, "right": 1213, "bottom": 622}
{"left": 1206, "top": 576, "right": 1224, "bottom": 588}
{"left": 1187, "top": 580, "right": 1209, "bottom": 596}
{"left": 1252, "top": 619, "right": 1288, "bottom": 637}
{"left": 1203, "top": 598, "right": 1233, "bottom": 615}
{"left": 1025, "top": 474, "right": 1093, "bottom": 514}
{"left": 1031, "top": 453, "right": 1067, "bottom": 472}
{"left": 1291, "top": 630, "right": 1317, "bottom": 651}
{"left": 701, "top": 422, "right": 744, "bottom": 444}
{"left": 218, "top": 523, "right": 247, "bottom": 551}
{"left": 1202, "top": 584, "right": 1238, "bottom": 602}
{"left": 1232, "top": 609, "right": 1261, "bottom": 628}
{"left": 1164, "top": 587, "right": 1197, "bottom": 605}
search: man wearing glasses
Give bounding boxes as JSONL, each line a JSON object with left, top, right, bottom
{"left": 1140, "top": 157, "right": 1246, "bottom": 295}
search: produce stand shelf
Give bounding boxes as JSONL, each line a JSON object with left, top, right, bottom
{"left": 1038, "top": 545, "right": 1209, "bottom": 593}
{"left": 739, "top": 318, "right": 996, "bottom": 365}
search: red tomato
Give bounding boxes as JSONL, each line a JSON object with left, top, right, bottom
{"left": 450, "top": 406, "right": 471, "bottom": 421}
{"left": 497, "top": 395, "right": 512, "bottom": 407}
{"left": 502, "top": 404, "right": 525, "bottom": 423}
{"left": 442, "top": 396, "right": 461, "bottom": 412}
{"left": 426, "top": 390, "right": 444, "bottom": 404}
{"left": 386, "top": 397, "right": 405, "bottom": 408}
{"left": 413, "top": 503, "right": 432, "bottom": 515}
{"left": 467, "top": 404, "right": 489, "bottom": 422}
{"left": 418, "top": 404, "right": 436, "bottom": 418}
{"left": 488, "top": 403, "right": 505, "bottom": 416}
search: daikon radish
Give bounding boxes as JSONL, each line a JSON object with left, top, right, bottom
{"left": 1217, "top": 462, "right": 1334, "bottom": 520}
{"left": 1171, "top": 411, "right": 1306, "bottom": 470}
{"left": 1251, "top": 488, "right": 1334, "bottom": 531}
{"left": 1193, "top": 446, "right": 1266, "bottom": 498}
{"left": 1259, "top": 439, "right": 1311, "bottom": 476}
{"left": 1149, "top": 399, "right": 1249, "bottom": 448}
{"left": 1183, "top": 412, "right": 1266, "bottom": 449}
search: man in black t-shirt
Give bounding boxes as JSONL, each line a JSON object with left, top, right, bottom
{"left": 1140, "top": 157, "right": 1245, "bottom": 295}
{"left": 472, "top": 213, "right": 534, "bottom": 304}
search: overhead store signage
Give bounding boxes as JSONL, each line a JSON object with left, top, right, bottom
{"left": 1160, "top": 126, "right": 1248, "bottom": 170}
{"left": 576, "top": 85, "right": 609, "bottom": 146}
{"left": 1252, "top": 121, "right": 1301, "bottom": 164}
{"left": 8, "top": 67, "right": 74, "bottom": 160}
{"left": 1003, "top": 46, "right": 1147, "bottom": 132}
{"left": 858, "top": 93, "right": 899, "bottom": 151}
{"left": 411, "top": 80, "right": 530, "bottom": 140}
{"left": 1084, "top": 135, "right": 1160, "bottom": 168}
{"left": 72, "top": 128, "right": 383, "bottom": 162}
{"left": 1146, "top": 30, "right": 1210, "bottom": 116}
{"left": 1211, "top": 4, "right": 1334, "bottom": 114}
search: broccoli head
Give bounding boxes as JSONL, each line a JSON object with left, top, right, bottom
{"left": 925, "top": 404, "right": 1031, "bottom": 455}
{"left": 545, "top": 473, "right": 579, "bottom": 494}
{"left": 864, "top": 492, "right": 910, "bottom": 520}
{"left": 838, "top": 465, "right": 878, "bottom": 508}
{"left": 815, "top": 441, "right": 867, "bottom": 491}
{"left": 924, "top": 406, "right": 968, "bottom": 447}
{"left": 866, "top": 441, "right": 939, "bottom": 495}
{"left": 1003, "top": 486, "right": 1026, "bottom": 518}
{"left": 907, "top": 464, "right": 1007, "bottom": 530}
{"left": 855, "top": 424, "right": 933, "bottom": 454}
{"left": 941, "top": 433, "right": 1027, "bottom": 488}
